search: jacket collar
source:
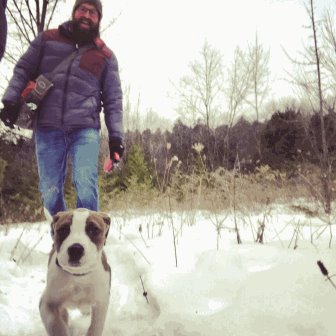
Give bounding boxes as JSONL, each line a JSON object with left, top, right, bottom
{"left": 57, "top": 21, "right": 112, "bottom": 58}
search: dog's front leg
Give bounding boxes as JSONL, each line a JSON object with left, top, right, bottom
{"left": 86, "top": 301, "right": 109, "bottom": 336}
{"left": 39, "top": 297, "right": 70, "bottom": 336}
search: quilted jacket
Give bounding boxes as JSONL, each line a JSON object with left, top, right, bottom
{"left": 2, "top": 21, "right": 123, "bottom": 140}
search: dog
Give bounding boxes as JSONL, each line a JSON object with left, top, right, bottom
{"left": 39, "top": 208, "right": 111, "bottom": 336}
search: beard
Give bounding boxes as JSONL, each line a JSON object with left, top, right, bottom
{"left": 72, "top": 18, "right": 100, "bottom": 44}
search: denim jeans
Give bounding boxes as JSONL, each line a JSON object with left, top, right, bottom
{"left": 35, "top": 127, "right": 100, "bottom": 216}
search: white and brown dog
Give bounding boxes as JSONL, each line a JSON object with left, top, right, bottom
{"left": 39, "top": 208, "right": 111, "bottom": 336}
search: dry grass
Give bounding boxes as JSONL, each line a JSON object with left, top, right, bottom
{"left": 1, "top": 165, "right": 332, "bottom": 225}
{"left": 104, "top": 168, "right": 314, "bottom": 217}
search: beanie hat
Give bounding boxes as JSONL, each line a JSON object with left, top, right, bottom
{"left": 73, "top": 0, "right": 103, "bottom": 20}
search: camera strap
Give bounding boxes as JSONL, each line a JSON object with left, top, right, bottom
{"left": 45, "top": 45, "right": 90, "bottom": 80}
{"left": 27, "top": 46, "right": 91, "bottom": 102}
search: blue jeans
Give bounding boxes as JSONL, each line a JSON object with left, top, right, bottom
{"left": 35, "top": 127, "right": 100, "bottom": 216}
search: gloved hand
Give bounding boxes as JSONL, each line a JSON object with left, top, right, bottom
{"left": 109, "top": 137, "right": 125, "bottom": 163}
{"left": 0, "top": 102, "right": 21, "bottom": 129}
{"left": 104, "top": 137, "right": 125, "bottom": 173}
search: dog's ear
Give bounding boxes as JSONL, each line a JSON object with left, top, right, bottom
{"left": 100, "top": 212, "right": 111, "bottom": 241}
{"left": 44, "top": 207, "right": 57, "bottom": 238}
{"left": 50, "top": 213, "right": 60, "bottom": 239}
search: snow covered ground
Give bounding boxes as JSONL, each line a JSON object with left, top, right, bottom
{"left": 1, "top": 205, "right": 336, "bottom": 335}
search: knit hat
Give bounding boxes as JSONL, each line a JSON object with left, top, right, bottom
{"left": 73, "top": 0, "right": 103, "bottom": 20}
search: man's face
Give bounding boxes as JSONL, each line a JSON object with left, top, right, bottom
{"left": 73, "top": 3, "right": 100, "bottom": 32}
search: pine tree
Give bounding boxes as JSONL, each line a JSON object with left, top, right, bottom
{"left": 124, "top": 144, "right": 153, "bottom": 192}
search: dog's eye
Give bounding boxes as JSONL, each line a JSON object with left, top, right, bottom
{"left": 57, "top": 225, "right": 70, "bottom": 239}
{"left": 86, "top": 224, "right": 101, "bottom": 236}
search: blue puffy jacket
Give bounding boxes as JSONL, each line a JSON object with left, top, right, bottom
{"left": 0, "top": 0, "right": 7, "bottom": 61}
{"left": 2, "top": 21, "right": 123, "bottom": 140}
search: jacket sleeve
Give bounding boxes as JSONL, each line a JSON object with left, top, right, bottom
{"left": 0, "top": 0, "right": 7, "bottom": 61}
{"left": 101, "top": 53, "right": 124, "bottom": 141}
{"left": 2, "top": 33, "right": 43, "bottom": 105}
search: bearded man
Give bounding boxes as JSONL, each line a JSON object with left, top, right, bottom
{"left": 0, "top": 0, "right": 124, "bottom": 215}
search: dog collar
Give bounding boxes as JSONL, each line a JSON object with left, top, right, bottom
{"left": 56, "top": 258, "right": 91, "bottom": 277}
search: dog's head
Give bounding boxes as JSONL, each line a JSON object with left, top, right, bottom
{"left": 50, "top": 208, "right": 111, "bottom": 275}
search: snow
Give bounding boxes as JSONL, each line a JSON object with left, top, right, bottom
{"left": 0, "top": 124, "right": 33, "bottom": 144}
{"left": 0, "top": 206, "right": 336, "bottom": 335}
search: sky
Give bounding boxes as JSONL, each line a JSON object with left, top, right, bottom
{"left": 1, "top": 205, "right": 336, "bottom": 335}
{"left": 98, "top": 0, "right": 334, "bottom": 119}
{"left": 1, "top": 0, "right": 336, "bottom": 120}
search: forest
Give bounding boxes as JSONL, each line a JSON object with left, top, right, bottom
{"left": 1, "top": 0, "right": 336, "bottom": 223}
{"left": 1, "top": 104, "right": 336, "bottom": 223}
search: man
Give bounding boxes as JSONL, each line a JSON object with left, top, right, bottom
{"left": 0, "top": 0, "right": 124, "bottom": 215}
{"left": 0, "top": 0, "right": 7, "bottom": 61}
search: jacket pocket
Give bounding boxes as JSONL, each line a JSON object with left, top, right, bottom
{"left": 79, "top": 49, "right": 105, "bottom": 78}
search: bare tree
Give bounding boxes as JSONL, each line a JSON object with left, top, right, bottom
{"left": 286, "top": 0, "right": 332, "bottom": 214}
{"left": 218, "top": 47, "right": 252, "bottom": 168}
{"left": 321, "top": 10, "right": 336, "bottom": 108}
{"left": 123, "top": 84, "right": 142, "bottom": 131}
{"left": 123, "top": 84, "right": 133, "bottom": 132}
{"left": 175, "top": 41, "right": 224, "bottom": 129}
{"left": 142, "top": 108, "right": 172, "bottom": 132}
{"left": 245, "top": 32, "right": 270, "bottom": 122}
{"left": 243, "top": 33, "right": 271, "bottom": 161}
{"left": 5, "top": 0, "right": 63, "bottom": 65}
{"left": 225, "top": 46, "right": 250, "bottom": 129}
{"left": 305, "top": 0, "right": 331, "bottom": 214}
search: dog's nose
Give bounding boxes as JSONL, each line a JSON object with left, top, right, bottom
{"left": 68, "top": 243, "right": 84, "bottom": 262}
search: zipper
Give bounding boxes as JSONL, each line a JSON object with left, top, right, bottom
{"left": 61, "top": 44, "right": 79, "bottom": 127}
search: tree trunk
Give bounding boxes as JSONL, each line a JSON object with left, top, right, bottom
{"left": 310, "top": 0, "right": 331, "bottom": 214}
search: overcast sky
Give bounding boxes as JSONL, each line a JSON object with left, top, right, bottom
{"left": 98, "top": 0, "right": 335, "bottom": 119}
{"left": 2, "top": 0, "right": 336, "bottom": 119}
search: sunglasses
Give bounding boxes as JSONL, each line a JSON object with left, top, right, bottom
{"left": 77, "top": 5, "right": 99, "bottom": 19}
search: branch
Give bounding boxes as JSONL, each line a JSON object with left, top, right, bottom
{"left": 39, "top": 0, "right": 50, "bottom": 33}
{"left": 25, "top": 0, "right": 37, "bottom": 34}
{"left": 100, "top": 13, "right": 121, "bottom": 34}
{"left": 7, "top": 6, "right": 31, "bottom": 44}
{"left": 46, "top": 0, "right": 60, "bottom": 29}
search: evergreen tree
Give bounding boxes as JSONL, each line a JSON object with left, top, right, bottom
{"left": 260, "top": 108, "right": 305, "bottom": 169}
{"left": 124, "top": 144, "right": 153, "bottom": 192}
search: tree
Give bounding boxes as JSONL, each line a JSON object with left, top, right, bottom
{"left": 245, "top": 32, "right": 270, "bottom": 122}
{"left": 169, "top": 120, "right": 193, "bottom": 173}
{"left": 122, "top": 84, "right": 142, "bottom": 131}
{"left": 124, "top": 144, "right": 153, "bottom": 192}
{"left": 286, "top": 0, "right": 333, "bottom": 213}
{"left": 0, "top": 133, "right": 42, "bottom": 222}
{"left": 260, "top": 109, "right": 306, "bottom": 170}
{"left": 5, "top": 0, "right": 63, "bottom": 65}
{"left": 320, "top": 10, "right": 336, "bottom": 107}
{"left": 175, "top": 41, "right": 224, "bottom": 129}
{"left": 221, "top": 47, "right": 251, "bottom": 167}
{"left": 228, "top": 117, "right": 259, "bottom": 172}
{"left": 225, "top": 46, "right": 252, "bottom": 128}
{"left": 309, "top": 110, "right": 336, "bottom": 160}
{"left": 243, "top": 33, "right": 271, "bottom": 161}
{"left": 306, "top": 0, "right": 331, "bottom": 214}
{"left": 142, "top": 108, "right": 173, "bottom": 132}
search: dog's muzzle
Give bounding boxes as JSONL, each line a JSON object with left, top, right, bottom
{"left": 68, "top": 243, "right": 85, "bottom": 264}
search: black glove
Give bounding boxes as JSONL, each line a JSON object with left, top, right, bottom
{"left": 109, "top": 137, "right": 125, "bottom": 163}
{"left": 0, "top": 102, "right": 21, "bottom": 129}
